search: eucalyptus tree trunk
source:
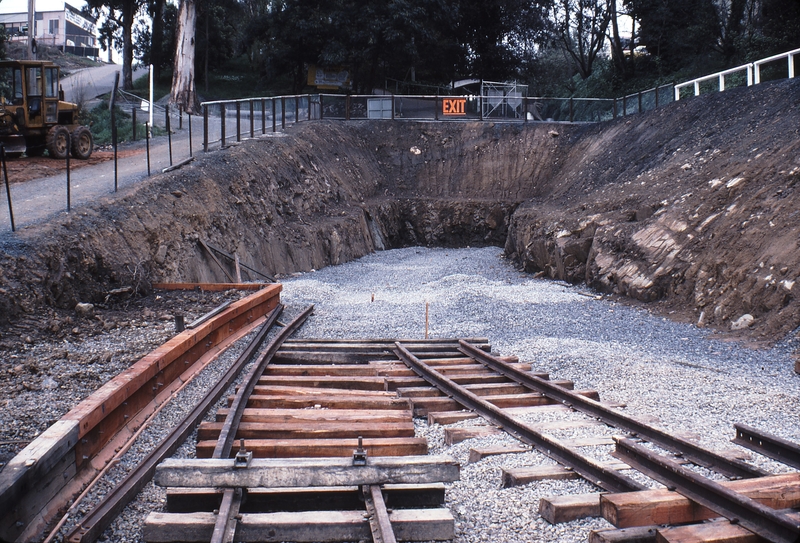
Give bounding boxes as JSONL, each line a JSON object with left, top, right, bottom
{"left": 170, "top": 0, "right": 198, "bottom": 113}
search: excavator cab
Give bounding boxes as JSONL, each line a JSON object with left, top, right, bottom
{"left": 0, "top": 60, "right": 92, "bottom": 159}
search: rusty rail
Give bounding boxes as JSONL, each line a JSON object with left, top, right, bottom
{"left": 458, "top": 340, "right": 765, "bottom": 479}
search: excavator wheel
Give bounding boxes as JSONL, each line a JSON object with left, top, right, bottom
{"left": 70, "top": 126, "right": 93, "bottom": 160}
{"left": 46, "top": 125, "right": 70, "bottom": 159}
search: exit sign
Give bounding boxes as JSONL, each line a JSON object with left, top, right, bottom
{"left": 443, "top": 98, "right": 466, "bottom": 116}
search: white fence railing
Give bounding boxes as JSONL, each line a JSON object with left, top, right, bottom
{"left": 675, "top": 47, "right": 800, "bottom": 100}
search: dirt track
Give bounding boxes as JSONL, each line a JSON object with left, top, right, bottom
{"left": 0, "top": 77, "right": 799, "bottom": 351}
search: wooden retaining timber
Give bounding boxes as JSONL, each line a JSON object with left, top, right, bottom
{"left": 0, "top": 284, "right": 281, "bottom": 543}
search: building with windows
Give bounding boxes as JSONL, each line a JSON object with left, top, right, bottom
{"left": 0, "top": 2, "right": 99, "bottom": 58}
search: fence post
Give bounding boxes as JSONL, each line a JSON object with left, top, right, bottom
{"left": 203, "top": 104, "right": 209, "bottom": 152}
{"left": 166, "top": 104, "right": 173, "bottom": 166}
{"left": 65, "top": 133, "right": 71, "bottom": 212}
{"left": 261, "top": 99, "right": 266, "bottom": 134}
{"left": 655, "top": 86, "right": 659, "bottom": 108}
{"left": 307, "top": 95, "right": 312, "bottom": 121}
{"left": 132, "top": 107, "right": 137, "bottom": 141}
{"left": 295, "top": 95, "right": 299, "bottom": 122}
{"left": 2, "top": 146, "right": 14, "bottom": 232}
{"left": 345, "top": 95, "right": 350, "bottom": 121}
{"left": 613, "top": 97, "right": 618, "bottom": 118}
{"left": 790, "top": 52, "right": 796, "bottom": 79}
{"left": 694, "top": 81, "right": 700, "bottom": 96}
{"left": 221, "top": 104, "right": 226, "bottom": 148}
{"left": 281, "top": 97, "right": 286, "bottom": 128}
{"left": 235, "top": 101, "right": 241, "bottom": 142}
{"left": 391, "top": 95, "right": 395, "bottom": 120}
{"left": 435, "top": 94, "right": 439, "bottom": 121}
{"left": 272, "top": 98, "right": 277, "bottom": 132}
{"left": 146, "top": 122, "right": 151, "bottom": 175}
{"left": 637, "top": 91, "right": 642, "bottom": 113}
{"left": 569, "top": 97, "right": 574, "bottom": 122}
{"left": 179, "top": 107, "right": 183, "bottom": 130}
{"left": 320, "top": 94, "right": 324, "bottom": 120}
{"left": 249, "top": 100, "right": 254, "bottom": 138}
{"left": 188, "top": 112, "right": 193, "bottom": 157}
{"left": 622, "top": 95, "right": 627, "bottom": 116}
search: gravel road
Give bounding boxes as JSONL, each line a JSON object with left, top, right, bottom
{"left": 41, "top": 246, "right": 800, "bottom": 542}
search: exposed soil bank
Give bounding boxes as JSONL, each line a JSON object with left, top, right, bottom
{"left": 1, "top": 78, "right": 799, "bottom": 345}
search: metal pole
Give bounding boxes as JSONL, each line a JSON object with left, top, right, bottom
{"left": 281, "top": 97, "right": 286, "bottom": 129}
{"left": 261, "top": 99, "right": 266, "bottom": 134}
{"left": 235, "top": 101, "right": 241, "bottom": 142}
{"left": 166, "top": 104, "right": 173, "bottom": 166}
{"left": 65, "top": 133, "right": 71, "bottom": 212}
{"left": 179, "top": 106, "right": 183, "bottom": 130}
{"left": 295, "top": 95, "right": 299, "bottom": 123}
{"left": 203, "top": 105, "right": 208, "bottom": 152}
{"left": 272, "top": 99, "right": 276, "bottom": 132}
{"left": 249, "top": 100, "right": 254, "bottom": 138}
{"left": 188, "top": 112, "right": 193, "bottom": 158}
{"left": 109, "top": 72, "right": 120, "bottom": 192}
{"left": 149, "top": 64, "right": 154, "bottom": 137}
{"left": 569, "top": 97, "right": 574, "bottom": 122}
{"left": 221, "top": 104, "right": 226, "bottom": 148}
{"left": 132, "top": 107, "right": 137, "bottom": 141}
{"left": 146, "top": 122, "right": 151, "bottom": 176}
{"left": 2, "top": 146, "right": 14, "bottom": 232}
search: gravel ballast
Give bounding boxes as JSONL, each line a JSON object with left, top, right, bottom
{"left": 8, "top": 245, "right": 799, "bottom": 543}
{"left": 279, "top": 246, "right": 800, "bottom": 542}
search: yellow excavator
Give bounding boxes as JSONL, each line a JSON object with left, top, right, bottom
{"left": 0, "top": 59, "right": 93, "bottom": 159}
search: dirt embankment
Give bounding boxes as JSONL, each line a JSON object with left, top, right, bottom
{"left": 1, "top": 78, "right": 799, "bottom": 346}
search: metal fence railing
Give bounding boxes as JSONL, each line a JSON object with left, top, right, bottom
{"left": 675, "top": 46, "right": 799, "bottom": 100}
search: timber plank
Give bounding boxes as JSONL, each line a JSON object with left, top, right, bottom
{"left": 255, "top": 376, "right": 390, "bottom": 390}
{"left": 243, "top": 395, "right": 411, "bottom": 410}
{"left": 143, "top": 508, "right": 454, "bottom": 542}
{"left": 197, "top": 421, "right": 416, "bottom": 440}
{"left": 216, "top": 408, "right": 413, "bottom": 424}
{"left": 428, "top": 403, "right": 572, "bottom": 425}
{"left": 655, "top": 520, "right": 760, "bottom": 543}
{"left": 0, "top": 420, "right": 79, "bottom": 525}
{"left": 589, "top": 526, "right": 659, "bottom": 543}
{"left": 154, "top": 456, "right": 460, "bottom": 488}
{"left": 600, "top": 473, "right": 800, "bottom": 528}
{"left": 538, "top": 493, "right": 602, "bottom": 524}
{"left": 196, "top": 437, "right": 428, "bottom": 458}
{"left": 165, "top": 483, "right": 447, "bottom": 513}
{"left": 445, "top": 426, "right": 502, "bottom": 444}
{"left": 503, "top": 461, "right": 629, "bottom": 488}
{"left": 468, "top": 446, "right": 529, "bottom": 463}
{"left": 249, "top": 384, "right": 396, "bottom": 397}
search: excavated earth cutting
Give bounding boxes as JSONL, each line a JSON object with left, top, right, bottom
{"left": 1, "top": 78, "right": 800, "bottom": 348}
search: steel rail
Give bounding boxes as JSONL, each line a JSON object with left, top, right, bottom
{"left": 65, "top": 305, "right": 285, "bottom": 543}
{"left": 394, "top": 343, "right": 645, "bottom": 493}
{"left": 733, "top": 423, "right": 800, "bottom": 470}
{"left": 614, "top": 436, "right": 800, "bottom": 543}
{"left": 210, "top": 305, "right": 314, "bottom": 543}
{"left": 458, "top": 340, "right": 766, "bottom": 479}
{"left": 363, "top": 485, "right": 398, "bottom": 543}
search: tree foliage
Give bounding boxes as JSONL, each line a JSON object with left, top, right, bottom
{"left": 84, "top": 0, "right": 142, "bottom": 89}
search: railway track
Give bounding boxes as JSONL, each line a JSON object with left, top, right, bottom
{"left": 2, "top": 286, "right": 800, "bottom": 543}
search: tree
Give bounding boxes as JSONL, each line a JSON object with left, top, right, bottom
{"left": 552, "top": 0, "right": 611, "bottom": 79}
{"left": 170, "top": 0, "right": 198, "bottom": 112}
{"left": 626, "top": 0, "right": 721, "bottom": 73}
{"left": 85, "top": 0, "right": 142, "bottom": 89}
